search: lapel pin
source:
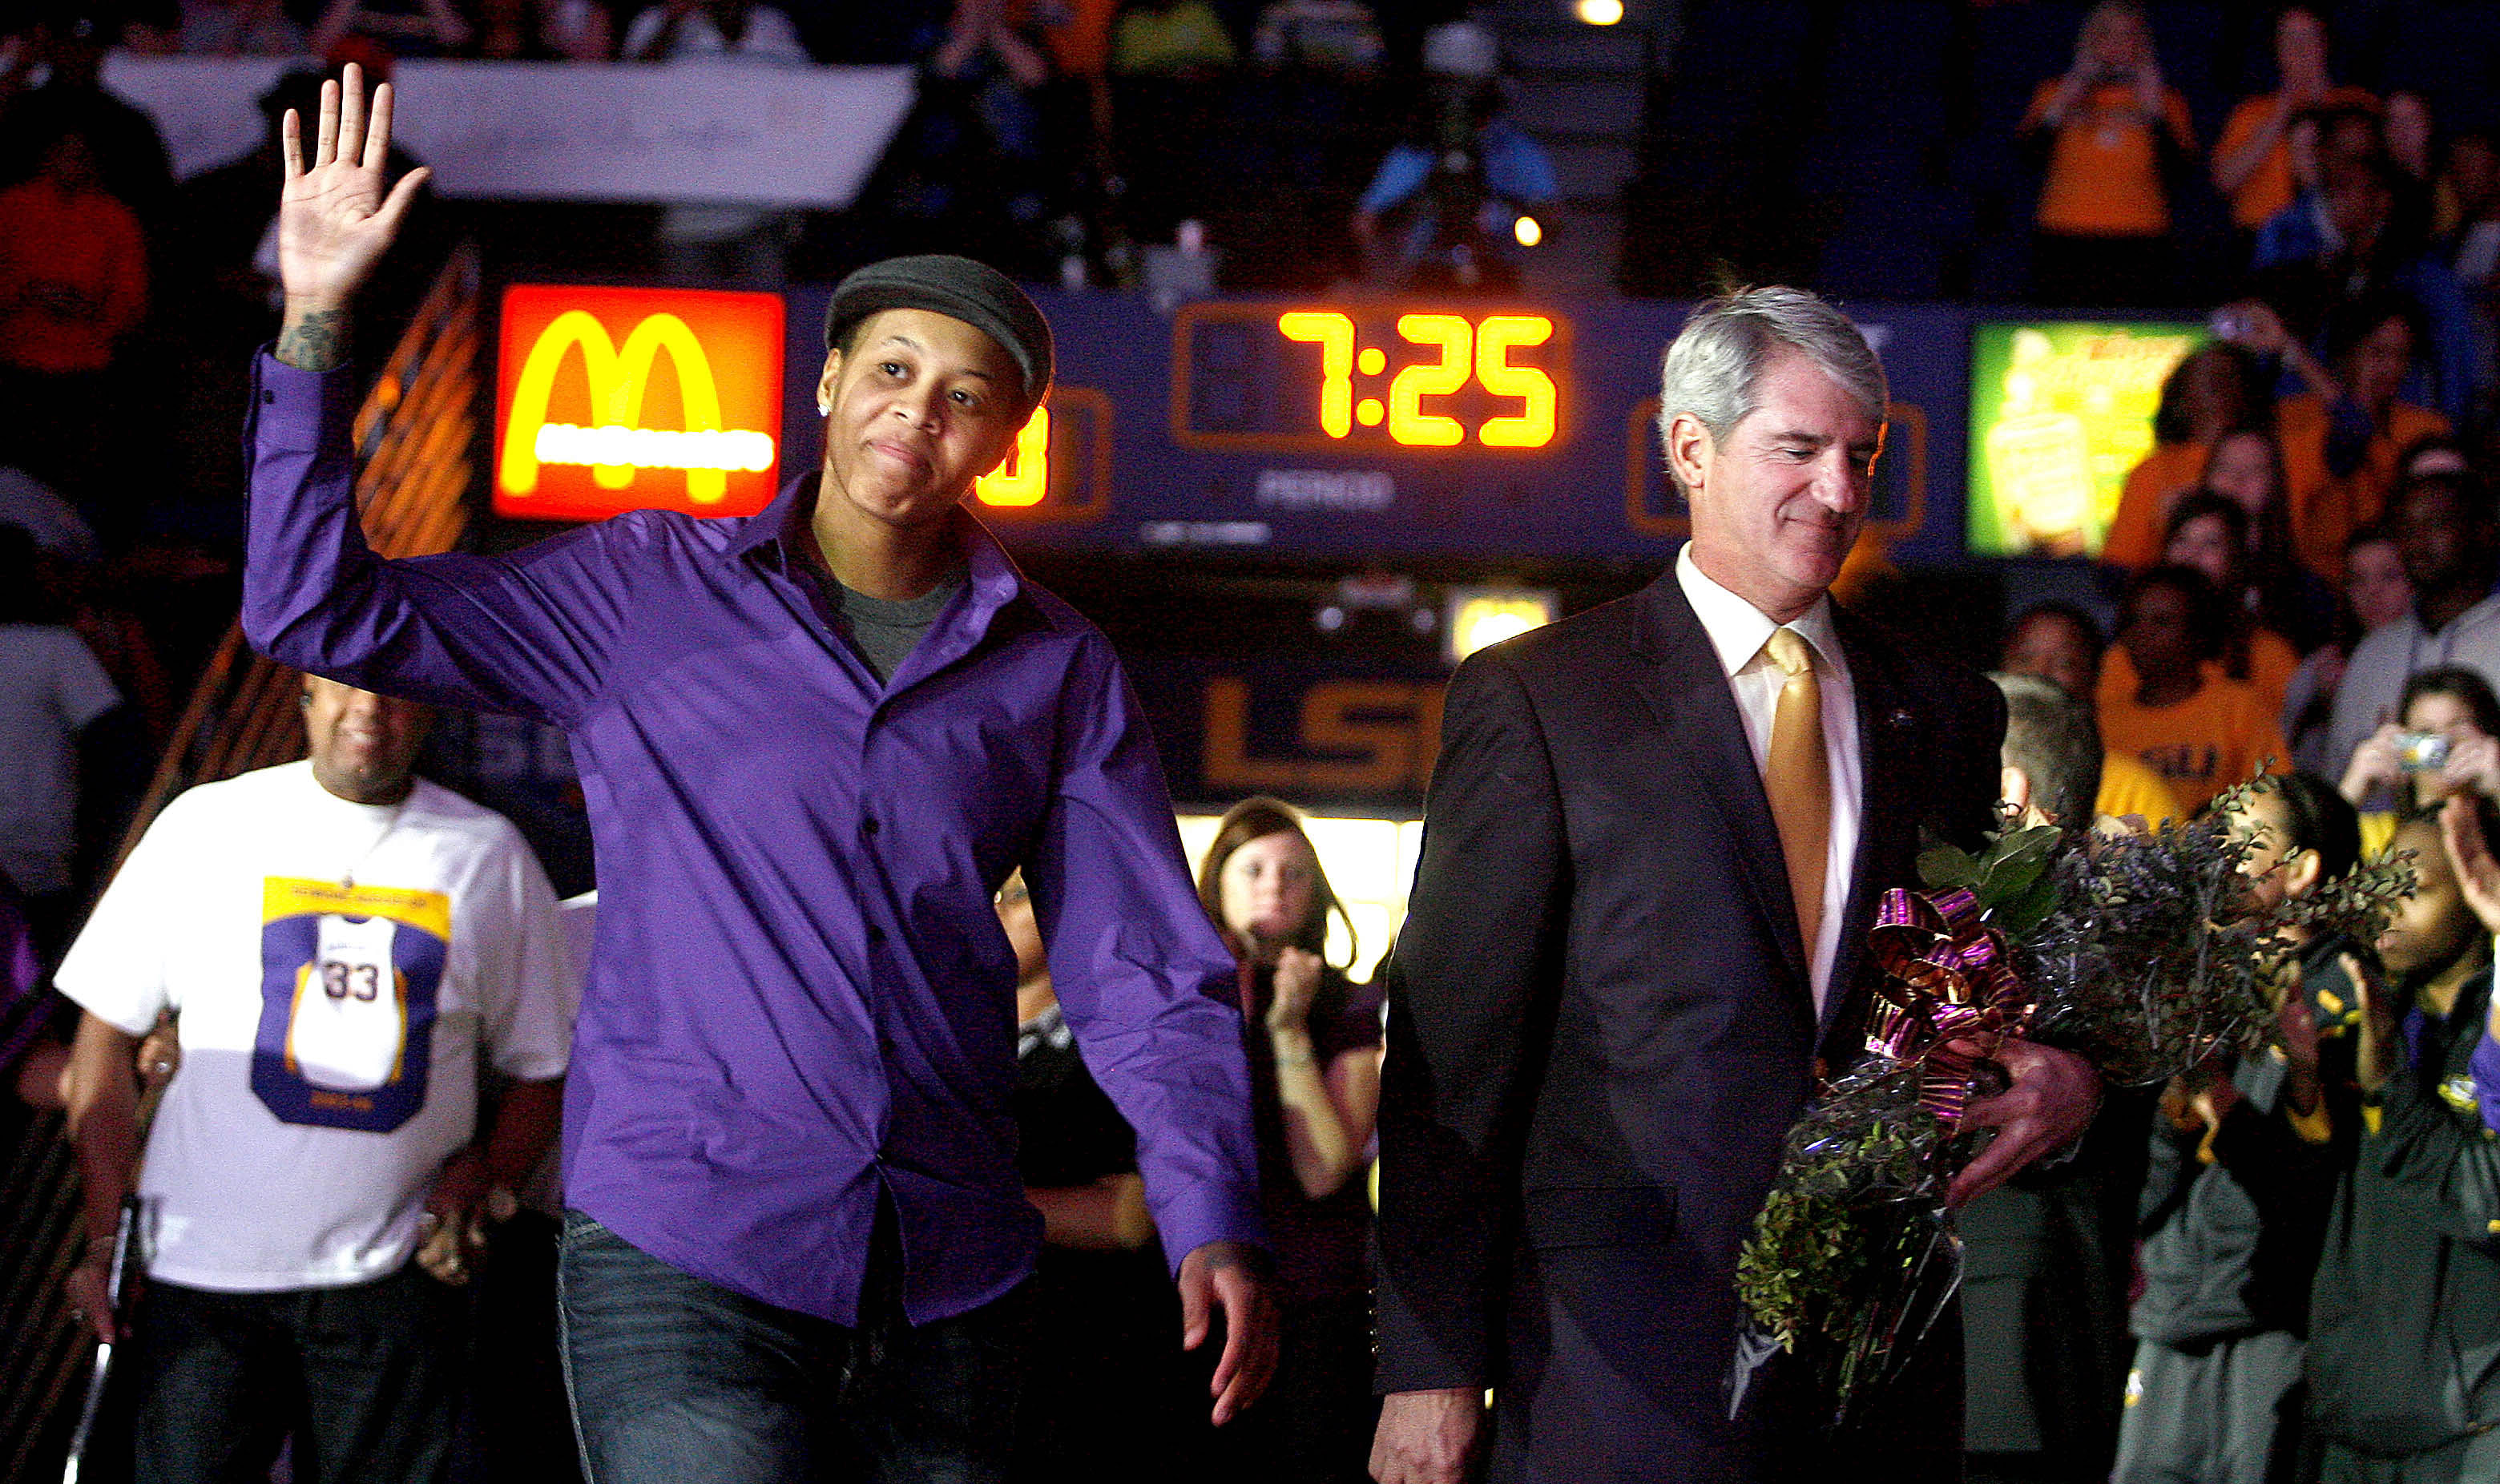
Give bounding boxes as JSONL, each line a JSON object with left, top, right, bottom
{"left": 1888, "top": 708, "right": 1915, "bottom": 730}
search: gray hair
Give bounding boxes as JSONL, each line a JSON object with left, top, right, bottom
{"left": 1655, "top": 285, "right": 1889, "bottom": 497}
{"left": 1991, "top": 671, "right": 2103, "bottom": 828}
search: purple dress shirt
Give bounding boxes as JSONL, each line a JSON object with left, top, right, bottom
{"left": 241, "top": 354, "right": 1264, "bottom": 1325}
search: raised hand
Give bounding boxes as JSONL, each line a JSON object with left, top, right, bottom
{"left": 276, "top": 63, "right": 429, "bottom": 369}
{"left": 2276, "top": 992, "right": 2326, "bottom": 1116}
{"left": 2441, "top": 794, "right": 2500, "bottom": 934}
{"left": 2341, "top": 950, "right": 2401, "bottom": 1095}
{"left": 2215, "top": 298, "right": 2292, "bottom": 357}
{"left": 2442, "top": 734, "right": 2500, "bottom": 804}
{"left": 1266, "top": 946, "right": 1324, "bottom": 1032}
{"left": 2340, "top": 723, "right": 2407, "bottom": 806}
{"left": 2133, "top": 58, "right": 2168, "bottom": 120}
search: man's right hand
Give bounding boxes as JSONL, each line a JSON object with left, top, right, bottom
{"left": 276, "top": 63, "right": 429, "bottom": 366}
{"left": 66, "top": 1255, "right": 123, "bottom": 1344}
{"left": 1371, "top": 1387, "right": 1483, "bottom": 1484}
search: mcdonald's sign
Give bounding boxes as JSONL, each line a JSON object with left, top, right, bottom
{"left": 494, "top": 284, "right": 785, "bottom": 522}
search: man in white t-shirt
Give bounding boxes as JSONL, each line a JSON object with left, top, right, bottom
{"left": 56, "top": 675, "right": 575, "bottom": 1484}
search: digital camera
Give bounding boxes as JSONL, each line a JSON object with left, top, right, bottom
{"left": 2397, "top": 730, "right": 2452, "bottom": 772}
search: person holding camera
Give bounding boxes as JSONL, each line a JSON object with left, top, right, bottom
{"left": 2322, "top": 472, "right": 2500, "bottom": 779}
{"left": 2019, "top": 0, "right": 2196, "bottom": 308}
{"left": 2303, "top": 800, "right": 2500, "bottom": 1482}
{"left": 2338, "top": 665, "right": 2500, "bottom": 857}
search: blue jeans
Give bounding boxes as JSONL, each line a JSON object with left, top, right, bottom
{"left": 556, "top": 1209, "right": 1028, "bottom": 1484}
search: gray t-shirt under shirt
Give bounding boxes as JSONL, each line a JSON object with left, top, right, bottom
{"left": 830, "top": 567, "right": 965, "bottom": 684}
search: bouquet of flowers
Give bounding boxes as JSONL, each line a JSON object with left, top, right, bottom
{"left": 1732, "top": 781, "right": 2413, "bottom": 1426}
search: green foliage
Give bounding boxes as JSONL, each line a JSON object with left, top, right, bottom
{"left": 1736, "top": 774, "right": 2417, "bottom": 1421}
{"left": 1735, "top": 1067, "right": 1946, "bottom": 1353}
{"left": 2023, "top": 776, "right": 2413, "bottom": 1086}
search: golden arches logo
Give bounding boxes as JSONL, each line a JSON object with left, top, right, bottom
{"left": 498, "top": 309, "right": 774, "bottom": 505}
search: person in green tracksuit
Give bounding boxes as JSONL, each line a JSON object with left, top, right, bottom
{"left": 2304, "top": 803, "right": 2500, "bottom": 1483}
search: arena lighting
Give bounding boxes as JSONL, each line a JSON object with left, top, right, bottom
{"left": 1445, "top": 586, "right": 1559, "bottom": 664}
{"left": 1513, "top": 214, "right": 1543, "bottom": 248}
{"left": 1575, "top": 0, "right": 1624, "bottom": 25}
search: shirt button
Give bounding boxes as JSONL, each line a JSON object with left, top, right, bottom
{"left": 866, "top": 926, "right": 886, "bottom": 944}
{"left": 261, "top": 389, "right": 276, "bottom": 404}
{"left": 862, "top": 817, "right": 881, "bottom": 836}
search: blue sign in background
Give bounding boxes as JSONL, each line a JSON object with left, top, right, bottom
{"left": 784, "top": 288, "right": 1981, "bottom": 567}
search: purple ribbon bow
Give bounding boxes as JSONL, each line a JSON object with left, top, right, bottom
{"left": 1864, "top": 886, "right": 2034, "bottom": 1125}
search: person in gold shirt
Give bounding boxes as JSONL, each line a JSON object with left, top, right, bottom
{"left": 2131, "top": 492, "right": 2306, "bottom": 714}
{"left": 2213, "top": 295, "right": 2449, "bottom": 582}
{"left": 2018, "top": 0, "right": 2196, "bottom": 308}
{"left": 2101, "top": 567, "right": 2292, "bottom": 813}
{"left": 2209, "top": 6, "right": 2376, "bottom": 234}
{"left": 2103, "top": 346, "right": 2264, "bottom": 570}
{"left": 2000, "top": 600, "right": 2182, "bottom": 825}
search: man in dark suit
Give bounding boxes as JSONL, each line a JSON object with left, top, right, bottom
{"left": 1369, "top": 287, "right": 2103, "bottom": 1484}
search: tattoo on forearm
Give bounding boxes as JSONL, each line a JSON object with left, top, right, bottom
{"left": 276, "top": 308, "right": 348, "bottom": 371}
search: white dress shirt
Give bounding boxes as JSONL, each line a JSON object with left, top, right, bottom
{"left": 1675, "top": 545, "right": 1864, "bottom": 1016}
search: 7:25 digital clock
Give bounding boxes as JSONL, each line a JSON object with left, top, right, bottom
{"left": 1172, "top": 304, "right": 1569, "bottom": 454}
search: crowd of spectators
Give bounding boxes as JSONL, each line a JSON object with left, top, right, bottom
{"left": 2018, "top": 0, "right": 2500, "bottom": 345}
{"left": 0, "top": 0, "right": 1538, "bottom": 578}
{"left": 1986, "top": 518, "right": 2500, "bottom": 1480}
{"left": 1969, "top": 126, "right": 2500, "bottom": 1461}
{"left": 2, "top": 0, "right": 1502, "bottom": 294}
{"left": 12, "top": 0, "right": 2500, "bottom": 310}
{"left": 2063, "top": 0, "right": 2500, "bottom": 829}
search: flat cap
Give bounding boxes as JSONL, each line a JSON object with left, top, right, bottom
{"left": 824, "top": 255, "right": 1053, "bottom": 407}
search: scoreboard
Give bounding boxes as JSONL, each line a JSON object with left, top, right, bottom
{"left": 495, "top": 282, "right": 1982, "bottom": 564}
{"left": 1173, "top": 304, "right": 1566, "bottom": 451}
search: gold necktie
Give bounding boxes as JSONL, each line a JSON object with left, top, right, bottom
{"left": 1763, "top": 627, "right": 1830, "bottom": 961}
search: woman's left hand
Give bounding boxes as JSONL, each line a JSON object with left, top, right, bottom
{"left": 1265, "top": 947, "right": 1323, "bottom": 1032}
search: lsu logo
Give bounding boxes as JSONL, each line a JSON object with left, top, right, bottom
{"left": 495, "top": 284, "right": 785, "bottom": 521}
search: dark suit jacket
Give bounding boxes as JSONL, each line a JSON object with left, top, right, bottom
{"left": 1373, "top": 571, "right": 2006, "bottom": 1482}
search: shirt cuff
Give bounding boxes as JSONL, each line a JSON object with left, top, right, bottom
{"left": 249, "top": 348, "right": 358, "bottom": 455}
{"left": 1150, "top": 1183, "right": 1271, "bottom": 1279}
